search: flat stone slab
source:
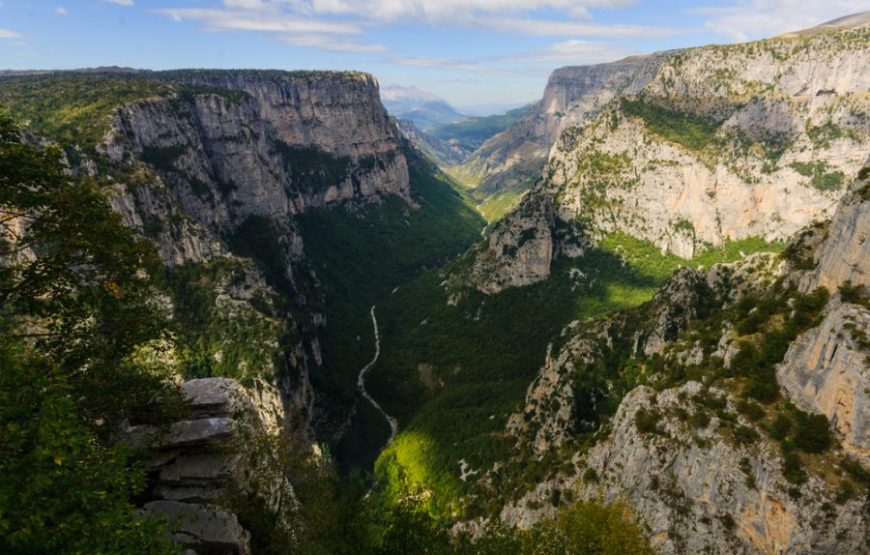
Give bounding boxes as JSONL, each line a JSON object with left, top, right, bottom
{"left": 160, "top": 453, "right": 242, "bottom": 484}
{"left": 182, "top": 378, "right": 247, "bottom": 417}
{"left": 170, "top": 417, "right": 232, "bottom": 447}
{"left": 144, "top": 500, "right": 251, "bottom": 555}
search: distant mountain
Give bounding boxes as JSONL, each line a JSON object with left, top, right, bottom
{"left": 431, "top": 105, "right": 532, "bottom": 158}
{"left": 380, "top": 85, "right": 466, "bottom": 130}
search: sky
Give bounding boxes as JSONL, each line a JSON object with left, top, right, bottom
{"left": 1, "top": 1, "right": 868, "bottom": 113}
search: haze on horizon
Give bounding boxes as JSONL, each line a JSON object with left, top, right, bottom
{"left": 1, "top": 0, "right": 867, "bottom": 114}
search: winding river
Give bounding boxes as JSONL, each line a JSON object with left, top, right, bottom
{"left": 357, "top": 305, "right": 398, "bottom": 448}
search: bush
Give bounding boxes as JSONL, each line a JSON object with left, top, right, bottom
{"left": 792, "top": 410, "right": 832, "bottom": 454}
{"left": 733, "top": 425, "right": 760, "bottom": 446}
{"left": 769, "top": 414, "right": 792, "bottom": 441}
{"left": 781, "top": 451, "right": 807, "bottom": 485}
{"left": 635, "top": 408, "right": 663, "bottom": 435}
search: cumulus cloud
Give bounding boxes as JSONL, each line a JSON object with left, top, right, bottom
{"left": 694, "top": 0, "right": 869, "bottom": 42}
{"left": 0, "top": 28, "right": 21, "bottom": 39}
{"left": 55, "top": 6, "right": 69, "bottom": 15}
{"left": 103, "top": 0, "right": 134, "bottom": 5}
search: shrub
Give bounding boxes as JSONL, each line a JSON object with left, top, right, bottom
{"left": 792, "top": 410, "right": 832, "bottom": 454}
{"left": 769, "top": 414, "right": 792, "bottom": 441}
{"left": 690, "top": 411, "right": 711, "bottom": 429}
{"left": 582, "top": 468, "right": 600, "bottom": 484}
{"left": 635, "top": 408, "right": 663, "bottom": 435}
{"left": 782, "top": 451, "right": 807, "bottom": 485}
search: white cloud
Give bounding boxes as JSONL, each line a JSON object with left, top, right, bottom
{"left": 0, "top": 28, "right": 21, "bottom": 39}
{"left": 157, "top": 8, "right": 361, "bottom": 35}
{"left": 278, "top": 33, "right": 388, "bottom": 52}
{"left": 694, "top": 1, "right": 870, "bottom": 42}
{"left": 497, "top": 39, "right": 636, "bottom": 63}
{"left": 298, "top": 0, "right": 638, "bottom": 22}
{"left": 103, "top": 0, "right": 134, "bottom": 6}
{"left": 154, "top": 0, "right": 691, "bottom": 56}
{"left": 480, "top": 16, "right": 686, "bottom": 37}
{"left": 55, "top": 6, "right": 68, "bottom": 15}
{"left": 386, "top": 56, "right": 499, "bottom": 73}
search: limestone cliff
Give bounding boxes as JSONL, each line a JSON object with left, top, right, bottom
{"left": 473, "top": 17, "right": 870, "bottom": 293}
{"left": 103, "top": 70, "right": 409, "bottom": 267}
{"left": 484, "top": 160, "right": 870, "bottom": 553}
{"left": 462, "top": 54, "right": 665, "bottom": 194}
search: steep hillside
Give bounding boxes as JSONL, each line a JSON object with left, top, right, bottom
{"left": 490, "top": 160, "right": 870, "bottom": 554}
{"left": 474, "top": 19, "right": 870, "bottom": 293}
{"left": 460, "top": 54, "right": 666, "bottom": 194}
{"left": 0, "top": 69, "right": 484, "bottom": 552}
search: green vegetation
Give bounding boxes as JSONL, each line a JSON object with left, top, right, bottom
{"left": 0, "top": 115, "right": 179, "bottom": 553}
{"left": 789, "top": 161, "right": 845, "bottom": 191}
{"left": 431, "top": 105, "right": 530, "bottom": 154}
{"left": 370, "top": 230, "right": 781, "bottom": 518}
{"left": 165, "top": 261, "right": 284, "bottom": 381}
{"left": 622, "top": 98, "right": 721, "bottom": 152}
{"left": 363, "top": 478, "right": 653, "bottom": 555}
{"left": 274, "top": 141, "right": 353, "bottom": 191}
{"left": 477, "top": 188, "right": 527, "bottom": 224}
{"left": 0, "top": 74, "right": 169, "bottom": 149}
{"left": 295, "top": 153, "right": 484, "bottom": 469}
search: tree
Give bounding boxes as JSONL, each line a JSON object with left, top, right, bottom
{"left": 0, "top": 114, "right": 179, "bottom": 553}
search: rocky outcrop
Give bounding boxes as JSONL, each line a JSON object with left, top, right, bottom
{"left": 777, "top": 301, "right": 870, "bottom": 464}
{"left": 472, "top": 19, "right": 870, "bottom": 293}
{"left": 502, "top": 383, "right": 867, "bottom": 554}
{"left": 507, "top": 254, "right": 783, "bottom": 453}
{"left": 799, "top": 160, "right": 870, "bottom": 293}
{"left": 490, "top": 150, "right": 870, "bottom": 553}
{"left": 469, "top": 191, "right": 566, "bottom": 292}
{"left": 130, "top": 378, "right": 298, "bottom": 555}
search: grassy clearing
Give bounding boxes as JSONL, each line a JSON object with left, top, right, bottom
{"left": 622, "top": 98, "right": 721, "bottom": 153}
{"left": 477, "top": 188, "right": 527, "bottom": 224}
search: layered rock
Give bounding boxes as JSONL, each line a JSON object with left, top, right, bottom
{"left": 777, "top": 301, "right": 870, "bottom": 464}
{"left": 103, "top": 70, "right": 409, "bottom": 267}
{"left": 798, "top": 160, "right": 870, "bottom": 293}
{"left": 131, "top": 378, "right": 298, "bottom": 555}
{"left": 488, "top": 152, "right": 870, "bottom": 553}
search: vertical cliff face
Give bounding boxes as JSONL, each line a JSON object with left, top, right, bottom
{"left": 472, "top": 21, "right": 870, "bottom": 293}
{"left": 461, "top": 54, "right": 666, "bottom": 193}
{"left": 103, "top": 70, "right": 409, "bottom": 266}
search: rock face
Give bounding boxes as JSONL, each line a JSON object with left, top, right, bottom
{"left": 507, "top": 254, "right": 782, "bottom": 454}
{"left": 132, "top": 378, "right": 297, "bottom": 555}
{"left": 473, "top": 20, "right": 870, "bottom": 293}
{"left": 104, "top": 70, "right": 409, "bottom": 267}
{"left": 502, "top": 383, "right": 868, "bottom": 555}
{"left": 490, "top": 159, "right": 870, "bottom": 553}
{"left": 778, "top": 301, "right": 870, "bottom": 464}
{"left": 462, "top": 54, "right": 666, "bottom": 194}
{"left": 799, "top": 161, "right": 870, "bottom": 293}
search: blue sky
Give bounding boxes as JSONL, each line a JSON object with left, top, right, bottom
{"left": 1, "top": 1, "right": 867, "bottom": 112}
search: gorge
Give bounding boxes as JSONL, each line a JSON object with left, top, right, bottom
{"left": 1, "top": 9, "right": 869, "bottom": 555}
